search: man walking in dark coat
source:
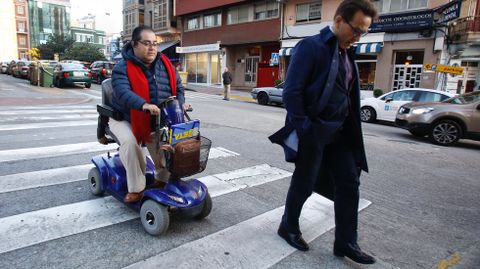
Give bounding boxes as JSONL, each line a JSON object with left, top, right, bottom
{"left": 222, "top": 67, "right": 232, "bottom": 101}
{"left": 269, "top": 0, "right": 377, "bottom": 264}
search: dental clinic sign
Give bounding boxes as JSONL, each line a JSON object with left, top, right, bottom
{"left": 369, "top": 0, "right": 461, "bottom": 33}
{"left": 370, "top": 10, "right": 433, "bottom": 33}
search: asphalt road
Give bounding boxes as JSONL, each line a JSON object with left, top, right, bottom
{"left": 0, "top": 74, "right": 479, "bottom": 269}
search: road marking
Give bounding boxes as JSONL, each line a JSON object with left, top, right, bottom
{"left": 0, "top": 147, "right": 240, "bottom": 192}
{"left": 436, "top": 252, "right": 461, "bottom": 269}
{"left": 0, "top": 109, "right": 96, "bottom": 115}
{"left": 125, "top": 196, "right": 371, "bottom": 269}
{"left": 0, "top": 114, "right": 98, "bottom": 122}
{"left": 0, "top": 163, "right": 291, "bottom": 254}
{"left": 207, "top": 147, "right": 240, "bottom": 159}
{"left": 0, "top": 142, "right": 117, "bottom": 163}
{"left": 0, "top": 120, "right": 97, "bottom": 131}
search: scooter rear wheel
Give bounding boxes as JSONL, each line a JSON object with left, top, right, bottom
{"left": 88, "top": 167, "right": 105, "bottom": 196}
{"left": 140, "top": 200, "right": 170, "bottom": 236}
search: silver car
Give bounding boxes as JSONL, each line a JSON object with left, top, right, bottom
{"left": 396, "top": 91, "right": 480, "bottom": 146}
{"left": 251, "top": 82, "right": 284, "bottom": 105}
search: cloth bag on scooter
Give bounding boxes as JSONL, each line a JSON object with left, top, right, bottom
{"left": 170, "top": 138, "right": 201, "bottom": 178}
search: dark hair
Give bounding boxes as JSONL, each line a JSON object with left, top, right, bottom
{"left": 131, "top": 25, "right": 154, "bottom": 44}
{"left": 334, "top": 0, "right": 378, "bottom": 23}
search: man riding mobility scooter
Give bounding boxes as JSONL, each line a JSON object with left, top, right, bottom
{"left": 88, "top": 79, "right": 212, "bottom": 236}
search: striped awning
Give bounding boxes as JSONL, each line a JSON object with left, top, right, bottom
{"left": 355, "top": 42, "right": 383, "bottom": 54}
{"left": 279, "top": 48, "right": 293, "bottom": 57}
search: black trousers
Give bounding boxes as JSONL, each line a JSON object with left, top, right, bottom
{"left": 282, "top": 127, "right": 360, "bottom": 245}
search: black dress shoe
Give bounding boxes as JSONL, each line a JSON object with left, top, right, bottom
{"left": 277, "top": 223, "right": 309, "bottom": 251}
{"left": 333, "top": 243, "right": 376, "bottom": 264}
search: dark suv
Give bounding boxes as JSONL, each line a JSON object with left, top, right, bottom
{"left": 90, "top": 61, "right": 115, "bottom": 84}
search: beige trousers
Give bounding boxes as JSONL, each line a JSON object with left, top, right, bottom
{"left": 223, "top": 84, "right": 231, "bottom": 100}
{"left": 109, "top": 119, "right": 170, "bottom": 193}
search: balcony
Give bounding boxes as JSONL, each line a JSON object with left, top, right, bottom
{"left": 448, "top": 16, "right": 480, "bottom": 44}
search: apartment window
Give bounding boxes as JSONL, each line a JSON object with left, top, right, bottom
{"left": 203, "top": 13, "right": 221, "bottom": 28}
{"left": 19, "top": 36, "right": 26, "bottom": 46}
{"left": 153, "top": 0, "right": 167, "bottom": 29}
{"left": 227, "top": 5, "right": 250, "bottom": 24}
{"left": 254, "top": 0, "right": 278, "bottom": 20}
{"left": 18, "top": 21, "right": 26, "bottom": 32}
{"left": 17, "top": 5, "right": 24, "bottom": 15}
{"left": 296, "top": 2, "right": 322, "bottom": 23}
{"left": 373, "top": 0, "right": 427, "bottom": 14}
{"left": 187, "top": 17, "right": 200, "bottom": 30}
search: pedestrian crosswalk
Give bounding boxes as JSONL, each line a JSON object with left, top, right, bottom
{"left": 74, "top": 88, "right": 225, "bottom": 101}
{"left": 0, "top": 103, "right": 371, "bottom": 268}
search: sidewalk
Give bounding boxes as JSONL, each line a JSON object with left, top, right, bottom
{"left": 185, "top": 83, "right": 254, "bottom": 102}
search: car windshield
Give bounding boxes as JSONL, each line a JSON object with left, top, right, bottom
{"left": 443, "top": 92, "right": 480, "bottom": 104}
{"left": 276, "top": 82, "right": 284, "bottom": 88}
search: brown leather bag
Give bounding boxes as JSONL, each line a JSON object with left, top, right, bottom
{"left": 170, "top": 138, "right": 201, "bottom": 177}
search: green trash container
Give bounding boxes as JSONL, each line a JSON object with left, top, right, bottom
{"left": 40, "top": 66, "right": 54, "bottom": 87}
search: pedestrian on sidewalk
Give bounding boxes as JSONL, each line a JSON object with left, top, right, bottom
{"left": 222, "top": 67, "right": 232, "bottom": 101}
{"left": 269, "top": 0, "right": 377, "bottom": 265}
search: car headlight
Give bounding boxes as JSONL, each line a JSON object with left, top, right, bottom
{"left": 167, "top": 194, "right": 185, "bottom": 204}
{"left": 411, "top": 107, "right": 434, "bottom": 115}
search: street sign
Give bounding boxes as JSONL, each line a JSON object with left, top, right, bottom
{"left": 423, "top": 64, "right": 464, "bottom": 75}
{"left": 270, "top": 53, "right": 279, "bottom": 66}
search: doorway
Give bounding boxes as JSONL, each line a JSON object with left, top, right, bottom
{"left": 245, "top": 56, "right": 259, "bottom": 86}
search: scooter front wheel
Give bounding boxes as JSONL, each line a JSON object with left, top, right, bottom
{"left": 140, "top": 200, "right": 170, "bottom": 236}
{"left": 88, "top": 167, "right": 105, "bottom": 196}
{"left": 195, "top": 193, "right": 212, "bottom": 220}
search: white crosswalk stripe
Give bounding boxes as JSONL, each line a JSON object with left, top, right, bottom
{"left": 0, "top": 103, "right": 372, "bottom": 268}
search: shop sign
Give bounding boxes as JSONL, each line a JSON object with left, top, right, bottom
{"left": 176, "top": 43, "right": 220, "bottom": 54}
{"left": 370, "top": 10, "right": 433, "bottom": 33}
{"left": 424, "top": 63, "right": 464, "bottom": 75}
{"left": 434, "top": 0, "right": 462, "bottom": 24}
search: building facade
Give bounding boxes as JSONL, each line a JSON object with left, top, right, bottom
{"left": 446, "top": 0, "right": 480, "bottom": 93}
{"left": 122, "top": 0, "right": 145, "bottom": 40}
{"left": 14, "top": 0, "right": 30, "bottom": 59}
{"left": 0, "top": 1, "right": 19, "bottom": 61}
{"left": 70, "top": 26, "right": 106, "bottom": 54}
{"left": 175, "top": 0, "right": 281, "bottom": 88}
{"left": 28, "top": 0, "right": 71, "bottom": 48}
{"left": 279, "top": 0, "right": 466, "bottom": 94}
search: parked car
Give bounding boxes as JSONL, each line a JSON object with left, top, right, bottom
{"left": 360, "top": 88, "right": 454, "bottom": 123}
{"left": 53, "top": 63, "right": 92, "bottom": 88}
{"left": 6, "top": 60, "right": 19, "bottom": 75}
{"left": 12, "top": 60, "right": 31, "bottom": 79}
{"left": 1, "top": 61, "right": 9, "bottom": 74}
{"left": 395, "top": 91, "right": 480, "bottom": 146}
{"left": 251, "top": 82, "right": 284, "bottom": 105}
{"left": 90, "top": 61, "right": 115, "bottom": 84}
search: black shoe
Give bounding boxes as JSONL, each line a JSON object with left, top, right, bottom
{"left": 277, "top": 223, "right": 309, "bottom": 251}
{"left": 333, "top": 243, "right": 376, "bottom": 264}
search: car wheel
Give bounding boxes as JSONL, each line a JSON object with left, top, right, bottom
{"left": 429, "top": 120, "right": 462, "bottom": 146}
{"left": 85, "top": 83, "right": 91, "bottom": 89}
{"left": 257, "top": 92, "right": 269, "bottom": 105}
{"left": 140, "top": 200, "right": 170, "bottom": 236}
{"left": 96, "top": 75, "right": 101, "bottom": 84}
{"left": 409, "top": 130, "right": 427, "bottom": 137}
{"left": 87, "top": 167, "right": 105, "bottom": 196}
{"left": 195, "top": 193, "right": 212, "bottom": 220}
{"left": 360, "top": 107, "right": 376, "bottom": 123}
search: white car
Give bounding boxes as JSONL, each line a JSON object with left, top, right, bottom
{"left": 251, "top": 82, "right": 284, "bottom": 105}
{"left": 360, "top": 88, "right": 455, "bottom": 122}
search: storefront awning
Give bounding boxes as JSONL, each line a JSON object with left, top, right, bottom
{"left": 157, "top": 40, "right": 180, "bottom": 52}
{"left": 355, "top": 42, "right": 383, "bottom": 54}
{"left": 279, "top": 48, "right": 293, "bottom": 57}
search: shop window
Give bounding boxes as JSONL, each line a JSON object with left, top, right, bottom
{"left": 357, "top": 62, "right": 376, "bottom": 91}
{"left": 204, "top": 13, "right": 221, "bottom": 28}
{"left": 395, "top": 51, "right": 424, "bottom": 65}
{"left": 187, "top": 17, "right": 200, "bottom": 30}
{"left": 296, "top": 2, "right": 322, "bottom": 23}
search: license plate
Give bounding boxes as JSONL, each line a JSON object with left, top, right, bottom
{"left": 73, "top": 71, "right": 84, "bottom": 77}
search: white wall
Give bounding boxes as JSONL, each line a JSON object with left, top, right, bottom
{"left": 0, "top": 0, "right": 18, "bottom": 61}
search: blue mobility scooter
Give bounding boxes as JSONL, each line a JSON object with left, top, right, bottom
{"left": 89, "top": 79, "right": 212, "bottom": 236}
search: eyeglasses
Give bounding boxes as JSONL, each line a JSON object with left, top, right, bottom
{"left": 345, "top": 21, "right": 368, "bottom": 37}
{"left": 137, "top": 40, "right": 158, "bottom": 48}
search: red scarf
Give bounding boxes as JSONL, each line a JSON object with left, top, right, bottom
{"left": 126, "top": 54, "right": 177, "bottom": 144}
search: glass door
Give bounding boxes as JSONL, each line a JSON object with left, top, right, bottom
{"left": 245, "top": 56, "right": 259, "bottom": 86}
